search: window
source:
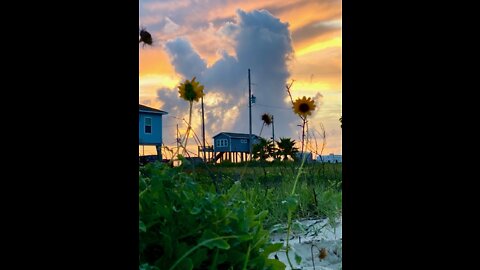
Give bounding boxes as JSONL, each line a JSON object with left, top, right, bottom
{"left": 240, "top": 139, "right": 247, "bottom": 144}
{"left": 145, "top": 117, "right": 152, "bottom": 134}
{"left": 216, "top": 139, "right": 228, "bottom": 147}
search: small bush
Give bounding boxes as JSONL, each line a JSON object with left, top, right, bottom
{"left": 139, "top": 162, "right": 286, "bottom": 270}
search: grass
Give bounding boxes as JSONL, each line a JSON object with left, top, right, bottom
{"left": 140, "top": 159, "right": 342, "bottom": 269}
{"left": 181, "top": 160, "right": 342, "bottom": 229}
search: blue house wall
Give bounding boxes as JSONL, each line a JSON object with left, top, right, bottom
{"left": 139, "top": 104, "right": 168, "bottom": 160}
{"left": 139, "top": 113, "right": 163, "bottom": 145}
{"left": 213, "top": 133, "right": 260, "bottom": 153}
{"left": 212, "top": 132, "right": 261, "bottom": 163}
{"left": 230, "top": 138, "right": 250, "bottom": 152}
{"left": 213, "top": 133, "right": 230, "bottom": 152}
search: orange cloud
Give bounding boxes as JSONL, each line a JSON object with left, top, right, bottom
{"left": 296, "top": 36, "right": 341, "bottom": 57}
{"left": 203, "top": 0, "right": 295, "bottom": 22}
{"left": 269, "top": 0, "right": 341, "bottom": 32}
{"left": 139, "top": 1, "right": 342, "bottom": 155}
{"left": 139, "top": 48, "right": 175, "bottom": 75}
{"left": 142, "top": 0, "right": 191, "bottom": 12}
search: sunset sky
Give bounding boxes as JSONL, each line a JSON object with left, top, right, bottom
{"left": 139, "top": 0, "right": 341, "bottom": 157}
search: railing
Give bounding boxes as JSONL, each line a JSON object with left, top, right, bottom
{"left": 198, "top": 146, "right": 214, "bottom": 152}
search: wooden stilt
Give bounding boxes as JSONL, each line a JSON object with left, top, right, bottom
{"left": 156, "top": 145, "right": 162, "bottom": 160}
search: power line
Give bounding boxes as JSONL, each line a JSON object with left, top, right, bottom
{"left": 254, "top": 103, "right": 291, "bottom": 111}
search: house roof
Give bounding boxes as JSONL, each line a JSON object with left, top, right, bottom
{"left": 213, "top": 132, "right": 261, "bottom": 139}
{"left": 139, "top": 104, "right": 168, "bottom": 115}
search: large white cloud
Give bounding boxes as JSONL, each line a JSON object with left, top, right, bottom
{"left": 157, "top": 9, "right": 325, "bottom": 152}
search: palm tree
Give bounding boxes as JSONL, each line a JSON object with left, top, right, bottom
{"left": 276, "top": 138, "right": 299, "bottom": 161}
{"left": 252, "top": 138, "right": 274, "bottom": 161}
{"left": 139, "top": 27, "right": 153, "bottom": 47}
{"left": 259, "top": 113, "right": 273, "bottom": 137}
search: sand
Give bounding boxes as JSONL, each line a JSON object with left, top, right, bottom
{"left": 268, "top": 216, "right": 342, "bottom": 270}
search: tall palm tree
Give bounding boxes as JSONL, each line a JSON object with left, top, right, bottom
{"left": 259, "top": 113, "right": 273, "bottom": 137}
{"left": 276, "top": 138, "right": 299, "bottom": 161}
{"left": 139, "top": 27, "right": 153, "bottom": 47}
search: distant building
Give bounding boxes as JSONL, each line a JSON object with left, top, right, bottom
{"left": 139, "top": 104, "right": 168, "bottom": 159}
{"left": 295, "top": 152, "right": 314, "bottom": 163}
{"left": 317, "top": 153, "right": 342, "bottom": 163}
{"left": 213, "top": 132, "right": 261, "bottom": 163}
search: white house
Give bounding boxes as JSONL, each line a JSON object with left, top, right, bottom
{"left": 295, "top": 152, "right": 314, "bottom": 162}
{"left": 317, "top": 153, "right": 342, "bottom": 163}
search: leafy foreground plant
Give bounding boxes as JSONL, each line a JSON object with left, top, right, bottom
{"left": 139, "top": 162, "right": 286, "bottom": 270}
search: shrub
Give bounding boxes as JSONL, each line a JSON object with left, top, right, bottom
{"left": 139, "top": 162, "right": 286, "bottom": 270}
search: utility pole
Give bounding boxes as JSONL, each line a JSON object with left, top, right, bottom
{"left": 271, "top": 115, "right": 275, "bottom": 142}
{"left": 201, "top": 96, "right": 206, "bottom": 162}
{"left": 176, "top": 124, "right": 180, "bottom": 150}
{"left": 248, "top": 69, "right": 252, "bottom": 161}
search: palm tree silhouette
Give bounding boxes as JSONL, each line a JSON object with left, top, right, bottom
{"left": 139, "top": 27, "right": 153, "bottom": 47}
{"left": 252, "top": 138, "right": 274, "bottom": 161}
{"left": 259, "top": 113, "right": 273, "bottom": 137}
{"left": 276, "top": 138, "right": 299, "bottom": 161}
